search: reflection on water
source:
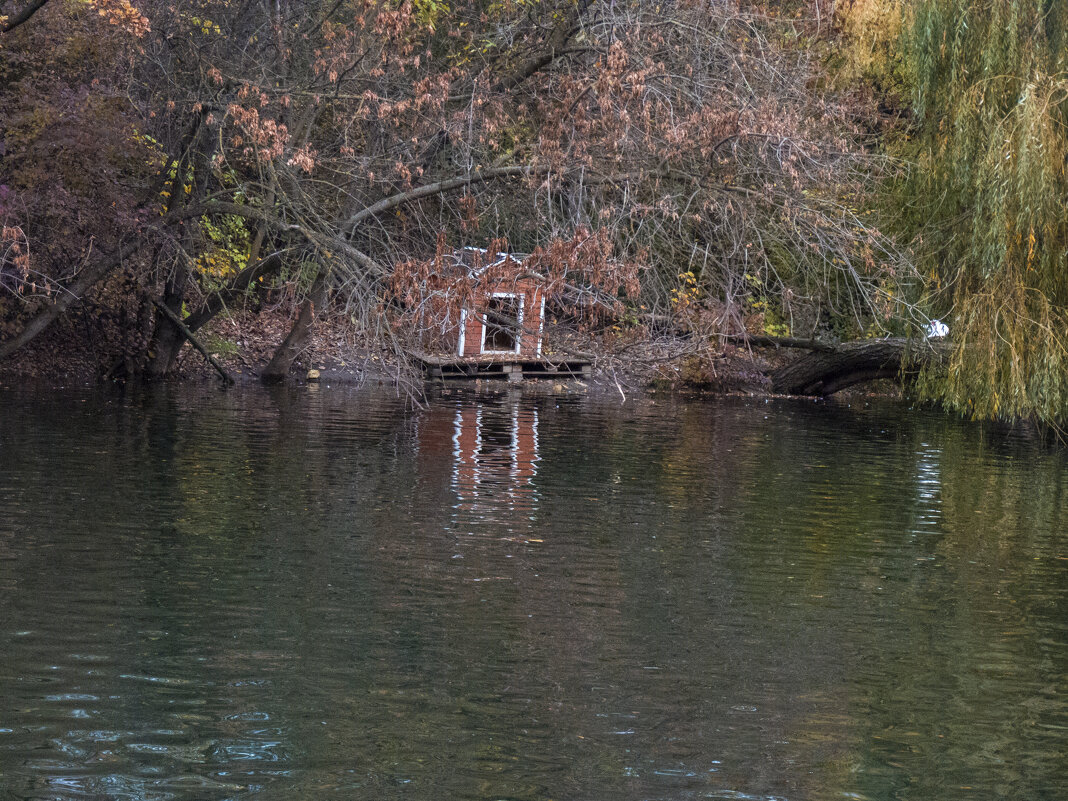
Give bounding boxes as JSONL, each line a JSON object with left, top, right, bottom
{"left": 447, "top": 402, "right": 539, "bottom": 531}
{"left": 0, "top": 385, "right": 1064, "bottom": 801}
{"left": 911, "top": 441, "right": 943, "bottom": 533}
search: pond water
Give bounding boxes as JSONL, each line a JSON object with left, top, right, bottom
{"left": 0, "top": 384, "right": 1064, "bottom": 801}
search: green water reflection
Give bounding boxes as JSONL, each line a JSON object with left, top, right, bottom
{"left": 0, "top": 385, "right": 1064, "bottom": 800}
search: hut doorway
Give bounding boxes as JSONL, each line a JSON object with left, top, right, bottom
{"left": 481, "top": 293, "right": 523, "bottom": 354}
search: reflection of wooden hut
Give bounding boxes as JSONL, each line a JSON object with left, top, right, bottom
{"left": 452, "top": 403, "right": 539, "bottom": 499}
{"left": 418, "top": 248, "right": 590, "bottom": 381}
{"left": 414, "top": 400, "right": 542, "bottom": 540}
{"left": 417, "top": 401, "right": 540, "bottom": 523}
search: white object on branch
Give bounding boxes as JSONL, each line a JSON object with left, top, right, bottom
{"left": 926, "top": 319, "right": 949, "bottom": 339}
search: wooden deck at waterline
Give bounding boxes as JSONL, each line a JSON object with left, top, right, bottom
{"left": 415, "top": 353, "right": 592, "bottom": 382}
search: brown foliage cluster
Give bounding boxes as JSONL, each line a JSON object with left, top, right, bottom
{"left": 388, "top": 229, "right": 640, "bottom": 351}
{"left": 88, "top": 0, "right": 150, "bottom": 38}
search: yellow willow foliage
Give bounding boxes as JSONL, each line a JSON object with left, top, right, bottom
{"left": 831, "top": 0, "right": 906, "bottom": 91}
{"left": 902, "top": 0, "right": 1068, "bottom": 424}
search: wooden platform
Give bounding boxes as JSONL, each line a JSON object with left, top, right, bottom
{"left": 416, "top": 354, "right": 592, "bottom": 382}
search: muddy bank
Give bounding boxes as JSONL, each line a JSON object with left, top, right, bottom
{"left": 0, "top": 306, "right": 899, "bottom": 403}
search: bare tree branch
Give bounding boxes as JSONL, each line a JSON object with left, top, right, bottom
{"left": 339, "top": 165, "right": 550, "bottom": 236}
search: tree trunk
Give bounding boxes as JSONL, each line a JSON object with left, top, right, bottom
{"left": 770, "top": 338, "right": 950, "bottom": 395}
{"left": 143, "top": 120, "right": 216, "bottom": 378}
{"left": 143, "top": 258, "right": 192, "bottom": 377}
{"left": 0, "top": 0, "right": 52, "bottom": 33}
{"left": 151, "top": 298, "right": 234, "bottom": 383}
{"left": 260, "top": 271, "right": 329, "bottom": 382}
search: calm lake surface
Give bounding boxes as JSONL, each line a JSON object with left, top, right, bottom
{"left": 0, "top": 384, "right": 1064, "bottom": 801}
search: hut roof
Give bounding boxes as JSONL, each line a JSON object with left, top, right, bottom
{"left": 440, "top": 247, "right": 530, "bottom": 278}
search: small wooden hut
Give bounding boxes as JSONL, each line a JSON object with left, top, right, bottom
{"left": 451, "top": 249, "right": 543, "bottom": 359}
{"left": 415, "top": 248, "right": 590, "bottom": 381}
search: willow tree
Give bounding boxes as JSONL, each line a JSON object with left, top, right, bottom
{"left": 903, "top": 0, "right": 1068, "bottom": 423}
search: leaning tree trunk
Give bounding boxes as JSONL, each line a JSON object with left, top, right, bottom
{"left": 144, "top": 121, "right": 215, "bottom": 378}
{"left": 144, "top": 258, "right": 192, "bottom": 378}
{"left": 260, "top": 271, "right": 330, "bottom": 383}
{"left": 770, "top": 338, "right": 951, "bottom": 396}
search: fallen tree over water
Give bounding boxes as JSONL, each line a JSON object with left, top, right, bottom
{"left": 767, "top": 337, "right": 952, "bottom": 396}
